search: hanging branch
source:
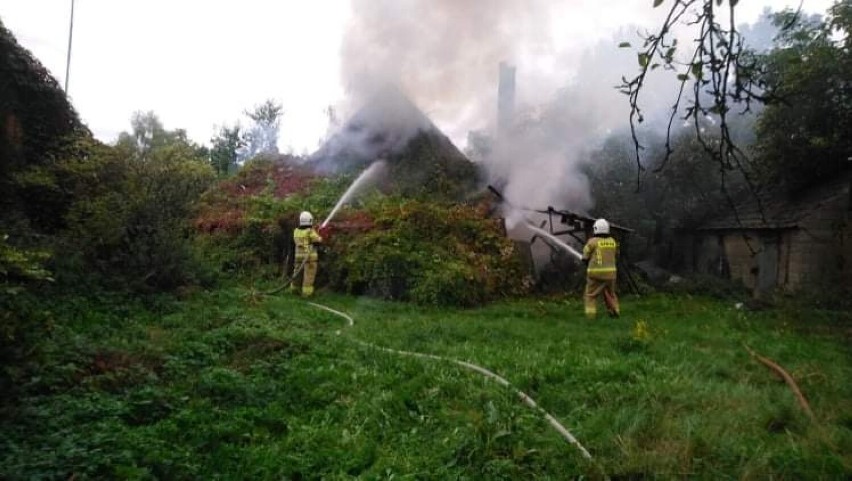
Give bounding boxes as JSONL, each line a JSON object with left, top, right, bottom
{"left": 618, "top": 0, "right": 775, "bottom": 192}
{"left": 618, "top": 0, "right": 694, "bottom": 184}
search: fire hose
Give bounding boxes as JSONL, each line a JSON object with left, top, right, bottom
{"left": 264, "top": 255, "right": 309, "bottom": 295}
{"left": 307, "top": 302, "right": 594, "bottom": 461}
{"left": 260, "top": 242, "right": 597, "bottom": 464}
{"left": 265, "top": 228, "right": 329, "bottom": 295}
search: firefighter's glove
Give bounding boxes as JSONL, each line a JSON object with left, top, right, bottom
{"left": 318, "top": 225, "right": 332, "bottom": 240}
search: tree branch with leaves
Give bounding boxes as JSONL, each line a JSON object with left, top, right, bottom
{"left": 619, "top": 0, "right": 771, "bottom": 187}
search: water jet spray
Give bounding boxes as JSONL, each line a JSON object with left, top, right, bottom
{"left": 525, "top": 223, "right": 584, "bottom": 261}
{"left": 321, "top": 160, "right": 388, "bottom": 228}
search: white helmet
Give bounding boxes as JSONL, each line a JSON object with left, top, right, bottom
{"left": 593, "top": 218, "right": 610, "bottom": 235}
{"left": 299, "top": 211, "right": 313, "bottom": 227}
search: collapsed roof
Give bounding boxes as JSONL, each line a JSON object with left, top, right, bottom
{"left": 309, "top": 86, "right": 480, "bottom": 200}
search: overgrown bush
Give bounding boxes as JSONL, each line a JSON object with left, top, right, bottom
{"left": 194, "top": 162, "right": 350, "bottom": 274}
{"left": 57, "top": 140, "right": 215, "bottom": 291}
{"left": 1, "top": 234, "right": 55, "bottom": 391}
{"left": 0, "top": 234, "right": 52, "bottom": 283}
{"left": 195, "top": 163, "right": 529, "bottom": 306}
{"left": 325, "top": 198, "right": 528, "bottom": 306}
{"left": 1, "top": 18, "right": 86, "bottom": 234}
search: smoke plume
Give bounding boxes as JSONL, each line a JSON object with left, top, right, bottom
{"left": 338, "top": 1, "right": 779, "bottom": 213}
{"left": 341, "top": 0, "right": 554, "bottom": 124}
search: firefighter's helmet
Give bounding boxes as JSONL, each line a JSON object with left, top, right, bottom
{"left": 299, "top": 211, "right": 314, "bottom": 227}
{"left": 593, "top": 218, "right": 610, "bottom": 235}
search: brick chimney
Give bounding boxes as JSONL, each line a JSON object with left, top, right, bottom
{"left": 497, "top": 62, "right": 516, "bottom": 136}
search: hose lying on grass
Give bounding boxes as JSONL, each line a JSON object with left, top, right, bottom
{"left": 264, "top": 257, "right": 309, "bottom": 295}
{"left": 745, "top": 344, "right": 815, "bottom": 421}
{"left": 308, "top": 302, "right": 593, "bottom": 461}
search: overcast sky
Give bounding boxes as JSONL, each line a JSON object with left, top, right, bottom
{"left": 0, "top": 0, "right": 836, "bottom": 153}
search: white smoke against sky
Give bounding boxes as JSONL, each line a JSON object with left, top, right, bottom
{"left": 341, "top": 0, "right": 554, "bottom": 120}
{"left": 337, "top": 0, "right": 675, "bottom": 210}
{"left": 337, "top": 0, "right": 785, "bottom": 213}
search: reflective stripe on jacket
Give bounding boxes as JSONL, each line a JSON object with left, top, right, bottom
{"left": 293, "top": 227, "right": 323, "bottom": 260}
{"left": 583, "top": 236, "right": 618, "bottom": 279}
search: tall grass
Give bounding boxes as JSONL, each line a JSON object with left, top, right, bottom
{"left": 1, "top": 286, "right": 849, "bottom": 479}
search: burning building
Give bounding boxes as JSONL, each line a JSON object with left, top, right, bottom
{"left": 309, "top": 86, "right": 480, "bottom": 201}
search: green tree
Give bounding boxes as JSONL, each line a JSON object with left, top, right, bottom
{"left": 620, "top": 0, "right": 765, "bottom": 176}
{"left": 63, "top": 115, "right": 215, "bottom": 290}
{"left": 0, "top": 18, "right": 86, "bottom": 234}
{"left": 622, "top": 0, "right": 850, "bottom": 203}
{"left": 116, "top": 111, "right": 195, "bottom": 160}
{"left": 242, "top": 99, "right": 283, "bottom": 161}
{"left": 753, "top": 2, "right": 852, "bottom": 191}
{"left": 210, "top": 125, "right": 244, "bottom": 176}
{"left": 588, "top": 129, "right": 729, "bottom": 264}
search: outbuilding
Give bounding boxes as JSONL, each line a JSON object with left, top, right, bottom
{"left": 676, "top": 171, "right": 852, "bottom": 296}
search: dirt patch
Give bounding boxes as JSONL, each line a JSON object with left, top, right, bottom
{"left": 228, "top": 338, "right": 308, "bottom": 372}
{"left": 78, "top": 350, "right": 165, "bottom": 392}
{"left": 88, "top": 351, "right": 159, "bottom": 374}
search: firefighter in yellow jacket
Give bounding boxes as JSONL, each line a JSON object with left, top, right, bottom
{"left": 291, "top": 211, "right": 325, "bottom": 297}
{"left": 582, "top": 218, "right": 620, "bottom": 319}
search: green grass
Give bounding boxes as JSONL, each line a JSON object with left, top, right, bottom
{"left": 1, "top": 285, "right": 850, "bottom": 480}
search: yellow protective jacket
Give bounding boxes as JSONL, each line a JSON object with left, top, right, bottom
{"left": 293, "top": 227, "right": 323, "bottom": 261}
{"left": 583, "top": 236, "right": 618, "bottom": 280}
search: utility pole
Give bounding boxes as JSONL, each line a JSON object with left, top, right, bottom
{"left": 64, "top": 0, "right": 76, "bottom": 93}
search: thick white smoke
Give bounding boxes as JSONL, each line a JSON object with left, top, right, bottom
{"left": 333, "top": 1, "right": 809, "bottom": 274}
{"left": 337, "top": 0, "right": 777, "bottom": 213}
{"left": 311, "top": 85, "right": 435, "bottom": 172}
{"left": 340, "top": 0, "right": 555, "bottom": 123}
{"left": 337, "top": 1, "right": 675, "bottom": 212}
